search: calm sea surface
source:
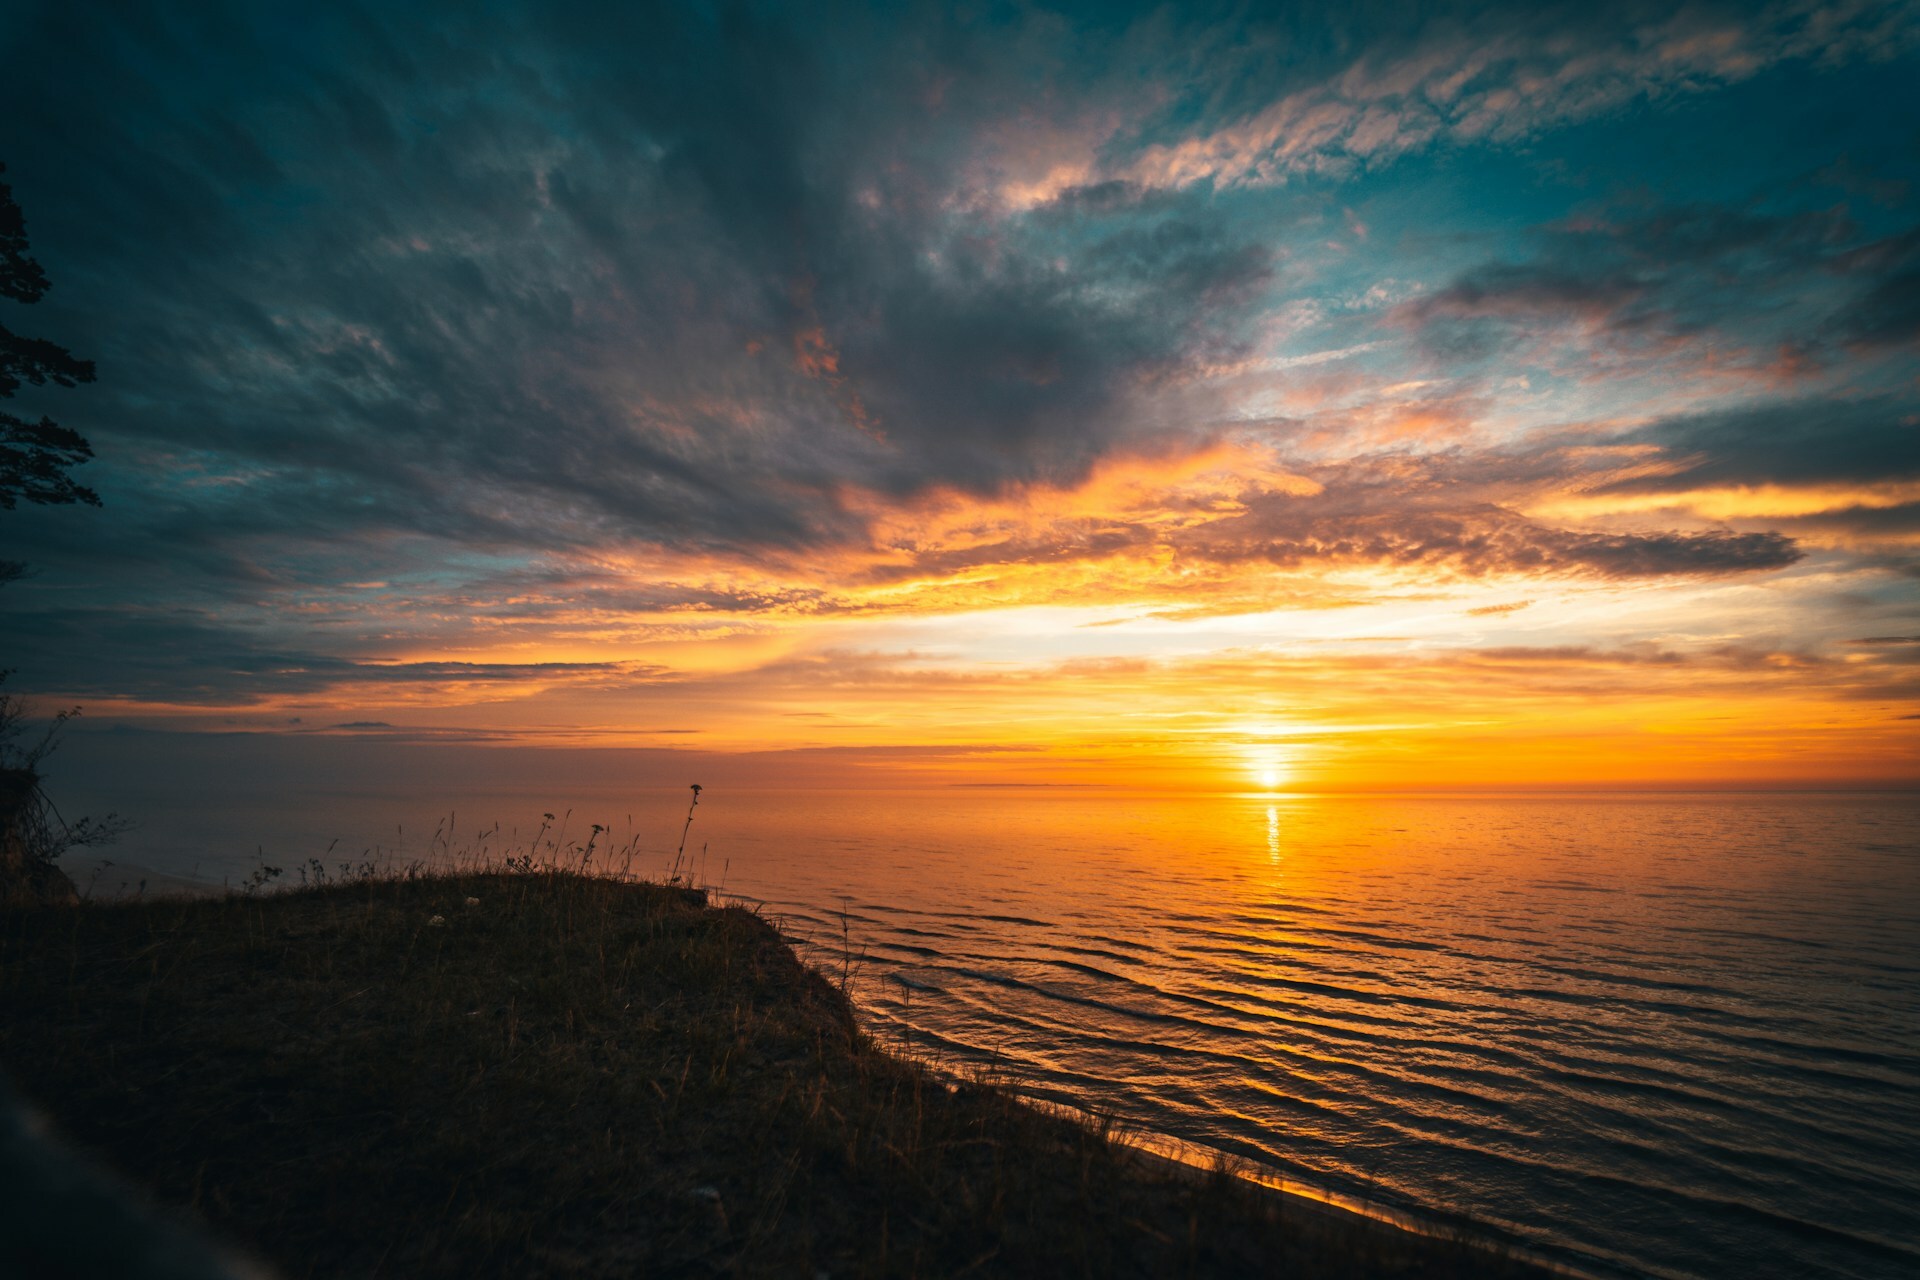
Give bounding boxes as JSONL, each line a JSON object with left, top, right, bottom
{"left": 59, "top": 764, "right": 1920, "bottom": 1280}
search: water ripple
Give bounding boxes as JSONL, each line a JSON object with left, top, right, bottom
{"left": 749, "top": 793, "right": 1920, "bottom": 1280}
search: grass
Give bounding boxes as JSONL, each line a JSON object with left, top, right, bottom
{"left": 0, "top": 867, "right": 1554, "bottom": 1278}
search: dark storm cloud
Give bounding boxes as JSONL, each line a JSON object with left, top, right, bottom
{"left": 6, "top": 0, "right": 1904, "bottom": 586}
{"left": 0, "top": 599, "right": 663, "bottom": 703}
{"left": 1170, "top": 490, "right": 1801, "bottom": 579}
{"left": 1777, "top": 503, "right": 1920, "bottom": 539}
{"left": 0, "top": 0, "right": 1912, "bottom": 713}
{"left": 0, "top": 0, "right": 1275, "bottom": 576}
{"left": 845, "top": 438, "right": 1807, "bottom": 586}
{"left": 1314, "top": 394, "right": 1916, "bottom": 558}
{"left": 1604, "top": 398, "right": 1920, "bottom": 492}
{"left": 1395, "top": 200, "right": 1920, "bottom": 369}
{"left": 1827, "top": 228, "right": 1920, "bottom": 350}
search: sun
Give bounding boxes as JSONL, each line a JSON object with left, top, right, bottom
{"left": 1243, "top": 746, "right": 1295, "bottom": 792}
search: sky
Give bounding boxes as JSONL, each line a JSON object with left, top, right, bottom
{"left": 1, "top": 0, "right": 1918, "bottom": 791}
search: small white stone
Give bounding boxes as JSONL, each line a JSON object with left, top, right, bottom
{"left": 464, "top": 897, "right": 480, "bottom": 907}
{"left": 428, "top": 915, "right": 446, "bottom": 927}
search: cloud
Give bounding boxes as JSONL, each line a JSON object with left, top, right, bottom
{"left": 814, "top": 439, "right": 1811, "bottom": 615}
{"left": 1827, "top": 228, "right": 1920, "bottom": 350}
{"left": 1390, "top": 201, "right": 1920, "bottom": 378}
{"left": 1423, "top": 395, "right": 1920, "bottom": 555}
{"left": 5, "top": 1, "right": 1905, "bottom": 596}
{"left": 0, "top": 0, "right": 1909, "bottom": 729}
{"left": 1607, "top": 397, "right": 1920, "bottom": 491}
{"left": 0, "top": 601, "right": 666, "bottom": 704}
{"left": 4, "top": 1, "right": 1905, "bottom": 583}
{"left": 1, "top": 0, "right": 1278, "bottom": 580}
{"left": 1171, "top": 488, "right": 1802, "bottom": 579}
{"left": 1016, "top": 0, "right": 1919, "bottom": 199}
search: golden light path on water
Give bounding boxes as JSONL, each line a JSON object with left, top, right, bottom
{"left": 687, "top": 789, "right": 1920, "bottom": 1280}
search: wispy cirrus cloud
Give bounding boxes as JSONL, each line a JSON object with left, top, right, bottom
{"left": 991, "top": 0, "right": 1920, "bottom": 202}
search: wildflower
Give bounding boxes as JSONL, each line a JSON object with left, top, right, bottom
{"left": 428, "top": 914, "right": 446, "bottom": 927}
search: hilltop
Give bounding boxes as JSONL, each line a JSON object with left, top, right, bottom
{"left": 0, "top": 870, "right": 1550, "bottom": 1278}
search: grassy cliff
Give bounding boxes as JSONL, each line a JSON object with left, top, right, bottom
{"left": 0, "top": 870, "right": 1551, "bottom": 1278}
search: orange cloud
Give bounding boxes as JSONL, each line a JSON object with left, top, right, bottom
{"left": 1534, "top": 481, "right": 1920, "bottom": 523}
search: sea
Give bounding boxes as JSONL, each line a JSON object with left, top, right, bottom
{"left": 46, "top": 735, "right": 1920, "bottom": 1280}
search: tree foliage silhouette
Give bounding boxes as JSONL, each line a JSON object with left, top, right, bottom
{"left": 1, "top": 162, "right": 98, "bottom": 512}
